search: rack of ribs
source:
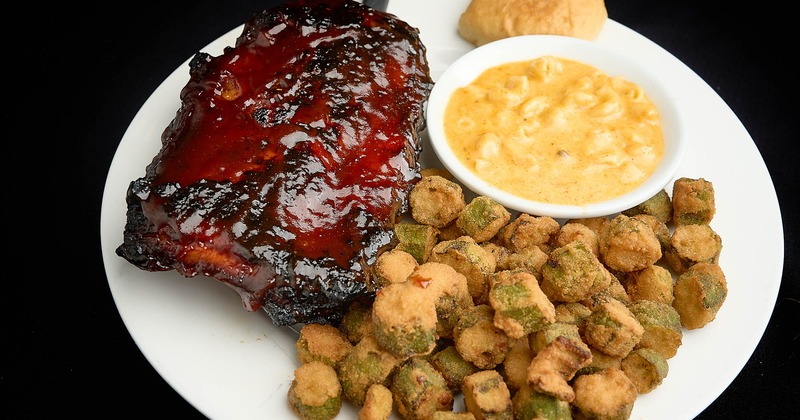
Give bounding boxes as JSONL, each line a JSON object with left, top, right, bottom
{"left": 116, "top": 0, "right": 434, "bottom": 326}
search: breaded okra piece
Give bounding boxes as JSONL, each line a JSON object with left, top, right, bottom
{"left": 540, "top": 241, "right": 611, "bottom": 303}
{"left": 584, "top": 299, "right": 644, "bottom": 358}
{"left": 566, "top": 216, "right": 610, "bottom": 239}
{"left": 288, "top": 361, "right": 342, "bottom": 420}
{"left": 453, "top": 304, "right": 512, "bottom": 370}
{"left": 503, "top": 245, "right": 549, "bottom": 280}
{"left": 337, "top": 335, "right": 401, "bottom": 406}
{"left": 663, "top": 223, "right": 722, "bottom": 274}
{"left": 581, "top": 273, "right": 631, "bottom": 311}
{"left": 571, "top": 368, "right": 637, "bottom": 420}
{"left": 359, "top": 383, "right": 393, "bottom": 420}
{"left": 527, "top": 322, "right": 588, "bottom": 355}
{"left": 374, "top": 249, "right": 418, "bottom": 287}
{"left": 599, "top": 214, "right": 662, "bottom": 273}
{"left": 480, "top": 242, "right": 512, "bottom": 271}
{"left": 526, "top": 335, "right": 592, "bottom": 402}
{"left": 629, "top": 300, "right": 683, "bottom": 359}
{"left": 391, "top": 357, "right": 454, "bottom": 419}
{"left": 339, "top": 299, "right": 375, "bottom": 345}
{"left": 372, "top": 280, "right": 439, "bottom": 359}
{"left": 551, "top": 222, "right": 600, "bottom": 256}
{"left": 456, "top": 196, "right": 511, "bottom": 243}
{"left": 620, "top": 348, "right": 669, "bottom": 394}
{"left": 430, "top": 345, "right": 481, "bottom": 392}
{"left": 432, "top": 411, "right": 477, "bottom": 420}
{"left": 622, "top": 188, "right": 673, "bottom": 224}
{"left": 576, "top": 346, "right": 623, "bottom": 376}
{"left": 624, "top": 265, "right": 674, "bottom": 305}
{"left": 409, "top": 175, "right": 467, "bottom": 228}
{"left": 394, "top": 221, "right": 440, "bottom": 264}
{"left": 488, "top": 270, "right": 555, "bottom": 339}
{"left": 408, "top": 262, "right": 474, "bottom": 340}
{"left": 500, "top": 338, "right": 533, "bottom": 392}
{"left": 497, "top": 214, "right": 560, "bottom": 254}
{"left": 631, "top": 213, "right": 671, "bottom": 254}
{"left": 671, "top": 177, "right": 716, "bottom": 225}
{"left": 672, "top": 262, "right": 727, "bottom": 329}
{"left": 511, "top": 384, "right": 571, "bottom": 420}
{"left": 462, "top": 370, "right": 513, "bottom": 420}
{"left": 429, "top": 236, "right": 497, "bottom": 304}
{"left": 553, "top": 302, "right": 592, "bottom": 335}
{"left": 296, "top": 323, "right": 353, "bottom": 368}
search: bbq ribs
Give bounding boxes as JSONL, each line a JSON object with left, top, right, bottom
{"left": 116, "top": 0, "right": 434, "bottom": 326}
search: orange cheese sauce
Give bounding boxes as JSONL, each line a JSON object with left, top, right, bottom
{"left": 444, "top": 56, "right": 664, "bottom": 205}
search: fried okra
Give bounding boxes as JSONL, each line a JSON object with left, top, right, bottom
{"left": 432, "top": 412, "right": 477, "bottom": 420}
{"left": 624, "top": 265, "right": 674, "bottom": 304}
{"left": 553, "top": 302, "right": 592, "bottom": 335}
{"left": 571, "top": 368, "right": 637, "bottom": 420}
{"left": 395, "top": 222, "right": 440, "bottom": 264}
{"left": 453, "top": 305, "right": 512, "bottom": 370}
{"left": 481, "top": 242, "right": 512, "bottom": 271}
{"left": 622, "top": 188, "right": 673, "bottom": 224}
{"left": 462, "top": 370, "right": 513, "bottom": 420}
{"left": 672, "top": 177, "right": 716, "bottom": 225}
{"left": 526, "top": 336, "right": 592, "bottom": 402}
{"left": 374, "top": 249, "right": 418, "bottom": 287}
{"left": 391, "top": 357, "right": 454, "bottom": 419}
{"left": 359, "top": 383, "right": 393, "bottom": 420}
{"left": 296, "top": 323, "right": 353, "bottom": 368}
{"left": 584, "top": 299, "right": 644, "bottom": 358}
{"left": 457, "top": 196, "right": 512, "bottom": 243}
{"left": 429, "top": 236, "right": 496, "bottom": 304}
{"left": 410, "top": 262, "right": 474, "bottom": 339}
{"left": 288, "top": 361, "right": 342, "bottom": 420}
{"left": 410, "top": 175, "right": 467, "bottom": 228}
{"left": 629, "top": 300, "right": 683, "bottom": 359}
{"left": 527, "top": 322, "right": 588, "bottom": 355}
{"left": 340, "top": 300, "right": 375, "bottom": 345}
{"left": 540, "top": 241, "right": 611, "bottom": 303}
{"left": 373, "top": 280, "right": 439, "bottom": 358}
{"left": 430, "top": 345, "right": 481, "bottom": 392}
{"left": 672, "top": 262, "right": 727, "bottom": 329}
{"left": 576, "top": 346, "right": 622, "bottom": 376}
{"left": 620, "top": 348, "right": 669, "bottom": 394}
{"left": 631, "top": 213, "right": 671, "bottom": 254}
{"left": 599, "top": 214, "right": 662, "bottom": 273}
{"left": 501, "top": 338, "right": 533, "bottom": 392}
{"left": 551, "top": 222, "right": 600, "bottom": 257}
{"left": 488, "top": 270, "right": 556, "bottom": 339}
{"left": 511, "top": 384, "right": 572, "bottom": 420}
{"left": 337, "top": 335, "right": 401, "bottom": 406}
{"left": 503, "top": 246, "right": 549, "bottom": 280}
{"left": 663, "top": 224, "right": 722, "bottom": 274}
{"left": 497, "top": 214, "right": 560, "bottom": 254}
{"left": 566, "top": 216, "right": 610, "bottom": 239}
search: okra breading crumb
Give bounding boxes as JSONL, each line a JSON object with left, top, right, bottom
{"left": 599, "top": 214, "right": 662, "bottom": 273}
{"left": 392, "top": 358, "right": 454, "bottom": 419}
{"left": 456, "top": 196, "right": 511, "bottom": 243}
{"left": 624, "top": 265, "right": 674, "bottom": 305}
{"left": 629, "top": 300, "right": 683, "bottom": 359}
{"left": 288, "top": 361, "right": 342, "bottom": 420}
{"left": 359, "top": 384, "right": 393, "bottom": 420}
{"left": 337, "top": 335, "right": 401, "bottom": 406}
{"left": 526, "top": 335, "right": 592, "bottom": 402}
{"left": 511, "top": 384, "right": 571, "bottom": 420}
{"left": 622, "top": 188, "right": 673, "bottom": 224}
{"left": 584, "top": 299, "right": 644, "bottom": 358}
{"left": 620, "top": 348, "right": 669, "bottom": 394}
{"left": 429, "top": 236, "right": 496, "bottom": 303}
{"left": 672, "top": 262, "right": 727, "bottom": 329}
{"left": 671, "top": 177, "right": 716, "bottom": 225}
{"left": 296, "top": 323, "right": 354, "bottom": 368}
{"left": 572, "top": 368, "right": 637, "bottom": 419}
{"left": 498, "top": 214, "right": 560, "bottom": 253}
{"left": 488, "top": 270, "right": 556, "bottom": 339}
{"left": 663, "top": 224, "right": 722, "bottom": 274}
{"left": 461, "top": 370, "right": 513, "bottom": 420}
{"left": 374, "top": 249, "right": 419, "bottom": 287}
{"left": 410, "top": 175, "right": 467, "bottom": 228}
{"left": 453, "top": 305, "right": 512, "bottom": 369}
{"left": 540, "top": 241, "right": 611, "bottom": 303}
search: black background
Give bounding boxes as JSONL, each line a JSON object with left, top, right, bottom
{"left": 5, "top": 0, "right": 797, "bottom": 418}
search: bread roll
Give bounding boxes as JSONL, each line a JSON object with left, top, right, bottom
{"left": 458, "top": 0, "right": 607, "bottom": 46}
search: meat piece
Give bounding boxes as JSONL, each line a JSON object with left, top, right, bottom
{"left": 115, "top": 0, "right": 434, "bottom": 326}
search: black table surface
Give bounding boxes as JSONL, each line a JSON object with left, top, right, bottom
{"left": 8, "top": 0, "right": 798, "bottom": 418}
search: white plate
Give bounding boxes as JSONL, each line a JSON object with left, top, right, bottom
{"left": 100, "top": 1, "right": 784, "bottom": 419}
